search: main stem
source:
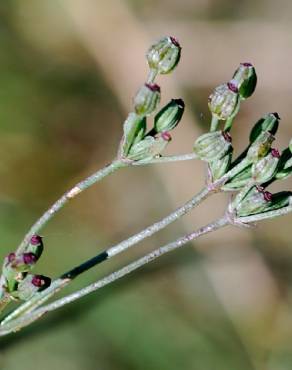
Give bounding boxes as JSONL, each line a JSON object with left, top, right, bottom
{"left": 0, "top": 216, "right": 229, "bottom": 336}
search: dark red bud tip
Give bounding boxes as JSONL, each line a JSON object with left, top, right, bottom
{"left": 161, "top": 131, "right": 172, "bottom": 141}
{"left": 145, "top": 83, "right": 161, "bottom": 93}
{"left": 271, "top": 148, "right": 281, "bottom": 158}
{"left": 7, "top": 253, "right": 16, "bottom": 263}
{"left": 169, "top": 36, "right": 181, "bottom": 48}
{"left": 30, "top": 235, "right": 42, "bottom": 246}
{"left": 271, "top": 112, "right": 281, "bottom": 120}
{"left": 241, "top": 62, "right": 253, "bottom": 67}
{"left": 172, "top": 98, "right": 185, "bottom": 109}
{"left": 32, "top": 275, "right": 51, "bottom": 288}
{"left": 222, "top": 131, "right": 232, "bottom": 143}
{"left": 256, "top": 185, "right": 265, "bottom": 193}
{"left": 263, "top": 191, "right": 273, "bottom": 202}
{"left": 23, "top": 252, "right": 37, "bottom": 265}
{"left": 227, "top": 81, "right": 238, "bottom": 93}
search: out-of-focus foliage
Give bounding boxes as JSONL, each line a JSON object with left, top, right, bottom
{"left": 0, "top": 1, "right": 292, "bottom": 369}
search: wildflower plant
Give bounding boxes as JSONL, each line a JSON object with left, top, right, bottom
{"left": 0, "top": 36, "right": 292, "bottom": 336}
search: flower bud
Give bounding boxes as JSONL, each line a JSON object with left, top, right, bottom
{"left": 249, "top": 113, "right": 280, "bottom": 143}
{"left": 209, "top": 151, "right": 232, "bottom": 181}
{"left": 247, "top": 131, "right": 274, "bottom": 162}
{"left": 234, "top": 185, "right": 272, "bottom": 217}
{"left": 154, "top": 99, "right": 185, "bottom": 133}
{"left": 208, "top": 81, "right": 239, "bottom": 120}
{"left": 134, "top": 83, "right": 161, "bottom": 117}
{"left": 28, "top": 235, "right": 44, "bottom": 259}
{"left": 193, "top": 131, "right": 232, "bottom": 162}
{"left": 127, "top": 133, "right": 169, "bottom": 161}
{"left": 121, "top": 113, "right": 146, "bottom": 156}
{"left": 222, "top": 164, "right": 252, "bottom": 191}
{"left": 275, "top": 147, "right": 292, "bottom": 180}
{"left": 251, "top": 148, "right": 280, "bottom": 183}
{"left": 146, "top": 36, "right": 181, "bottom": 74}
{"left": 14, "top": 274, "right": 51, "bottom": 301}
{"left": 232, "top": 62, "right": 257, "bottom": 99}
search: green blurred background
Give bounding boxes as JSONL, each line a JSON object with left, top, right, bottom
{"left": 0, "top": 1, "right": 292, "bottom": 369}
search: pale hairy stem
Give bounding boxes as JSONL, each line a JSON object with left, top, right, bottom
{"left": 1, "top": 157, "right": 249, "bottom": 323}
{"left": 1, "top": 185, "right": 213, "bottom": 325}
{"left": 0, "top": 152, "right": 199, "bottom": 303}
{"left": 0, "top": 216, "right": 229, "bottom": 336}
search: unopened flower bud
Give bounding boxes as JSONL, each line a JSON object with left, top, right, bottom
{"left": 209, "top": 151, "right": 232, "bottom": 181}
{"left": 134, "top": 83, "right": 161, "bottom": 117}
{"left": 234, "top": 185, "right": 272, "bottom": 217}
{"left": 193, "top": 131, "right": 232, "bottom": 162}
{"left": 208, "top": 81, "right": 239, "bottom": 120}
{"left": 121, "top": 113, "right": 146, "bottom": 156}
{"left": 247, "top": 131, "right": 274, "bottom": 162}
{"left": 232, "top": 62, "right": 257, "bottom": 100}
{"left": 275, "top": 146, "right": 292, "bottom": 180}
{"left": 249, "top": 113, "right": 280, "bottom": 143}
{"left": 251, "top": 149, "right": 280, "bottom": 183}
{"left": 146, "top": 36, "right": 181, "bottom": 74}
{"left": 222, "top": 164, "right": 252, "bottom": 191}
{"left": 22, "top": 252, "right": 37, "bottom": 265}
{"left": 15, "top": 274, "right": 51, "bottom": 301}
{"left": 154, "top": 99, "right": 185, "bottom": 133}
{"left": 127, "top": 134, "right": 169, "bottom": 161}
{"left": 28, "top": 234, "right": 44, "bottom": 259}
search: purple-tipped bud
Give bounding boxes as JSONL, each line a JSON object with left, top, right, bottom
{"left": 271, "top": 148, "right": 281, "bottom": 158}
{"left": 222, "top": 131, "right": 232, "bottom": 143}
{"left": 233, "top": 63, "right": 257, "bottom": 99}
{"left": 145, "top": 83, "right": 160, "bottom": 93}
{"left": 30, "top": 235, "right": 42, "bottom": 246}
{"left": 161, "top": 131, "right": 172, "bottom": 142}
{"left": 263, "top": 191, "right": 273, "bottom": 202}
{"left": 146, "top": 36, "right": 181, "bottom": 74}
{"left": 241, "top": 62, "right": 253, "bottom": 67}
{"left": 169, "top": 36, "right": 180, "bottom": 48}
{"left": 134, "top": 83, "right": 161, "bottom": 116}
{"left": 32, "top": 274, "right": 51, "bottom": 288}
{"left": 23, "top": 252, "right": 37, "bottom": 265}
{"left": 7, "top": 252, "right": 16, "bottom": 263}
{"left": 227, "top": 80, "right": 239, "bottom": 93}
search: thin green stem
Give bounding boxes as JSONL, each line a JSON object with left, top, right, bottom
{"left": 133, "top": 152, "right": 198, "bottom": 165}
{"left": 0, "top": 216, "right": 229, "bottom": 336}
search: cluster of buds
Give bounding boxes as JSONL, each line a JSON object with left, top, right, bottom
{"left": 194, "top": 60, "right": 292, "bottom": 223}
{"left": 119, "top": 36, "right": 183, "bottom": 162}
{"left": 2, "top": 235, "right": 51, "bottom": 301}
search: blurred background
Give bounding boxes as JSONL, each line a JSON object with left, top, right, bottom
{"left": 0, "top": 0, "right": 292, "bottom": 369}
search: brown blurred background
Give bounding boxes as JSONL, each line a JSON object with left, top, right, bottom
{"left": 0, "top": 1, "right": 292, "bottom": 369}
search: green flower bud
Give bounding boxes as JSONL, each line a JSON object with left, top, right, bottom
{"left": 121, "top": 113, "right": 146, "bottom": 156}
{"left": 234, "top": 185, "right": 273, "bottom": 217}
{"left": 127, "top": 132, "right": 170, "bottom": 161}
{"left": 193, "top": 131, "right": 232, "bottom": 162}
{"left": 222, "top": 164, "right": 252, "bottom": 191}
{"left": 232, "top": 62, "right": 257, "bottom": 100}
{"left": 249, "top": 113, "right": 280, "bottom": 143}
{"left": 134, "top": 83, "right": 161, "bottom": 117}
{"left": 247, "top": 131, "right": 274, "bottom": 162}
{"left": 154, "top": 99, "right": 185, "bottom": 133}
{"left": 209, "top": 151, "right": 232, "bottom": 181}
{"left": 28, "top": 235, "right": 44, "bottom": 259}
{"left": 208, "top": 81, "right": 240, "bottom": 120}
{"left": 146, "top": 36, "right": 181, "bottom": 74}
{"left": 251, "top": 148, "right": 280, "bottom": 183}
{"left": 12, "top": 274, "right": 51, "bottom": 301}
{"left": 275, "top": 147, "right": 292, "bottom": 180}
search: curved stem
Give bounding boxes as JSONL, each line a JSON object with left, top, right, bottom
{"left": 0, "top": 216, "right": 229, "bottom": 336}
{"left": 1, "top": 186, "right": 212, "bottom": 325}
